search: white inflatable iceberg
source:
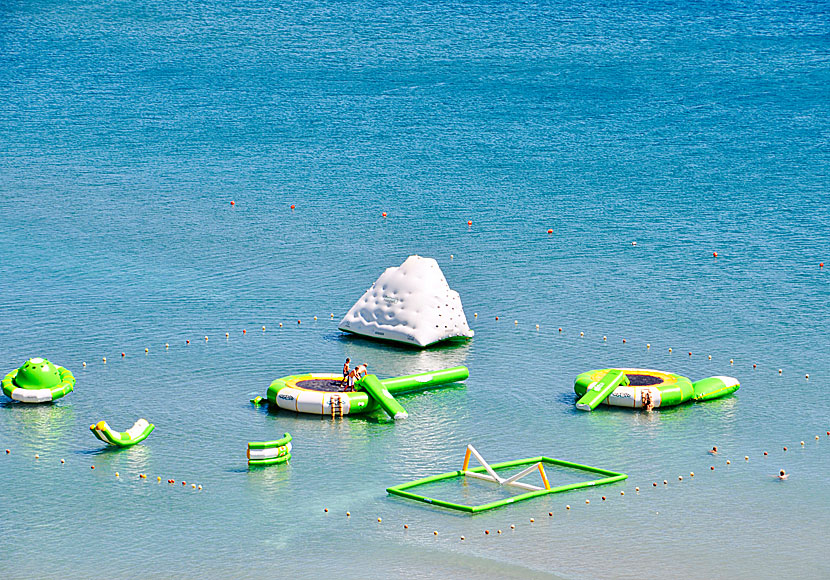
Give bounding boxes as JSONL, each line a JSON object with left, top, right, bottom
{"left": 339, "top": 255, "right": 474, "bottom": 348}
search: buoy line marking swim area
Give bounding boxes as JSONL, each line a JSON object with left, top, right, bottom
{"left": 78, "top": 309, "right": 815, "bottom": 382}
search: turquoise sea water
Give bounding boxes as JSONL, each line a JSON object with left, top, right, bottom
{"left": 1, "top": 1, "right": 829, "bottom": 578}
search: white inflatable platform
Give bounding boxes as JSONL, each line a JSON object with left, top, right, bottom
{"left": 339, "top": 255, "right": 474, "bottom": 348}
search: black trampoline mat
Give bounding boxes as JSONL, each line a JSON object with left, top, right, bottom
{"left": 295, "top": 379, "right": 345, "bottom": 392}
{"left": 625, "top": 374, "right": 665, "bottom": 386}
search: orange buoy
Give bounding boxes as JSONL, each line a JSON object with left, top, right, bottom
{"left": 91, "top": 465, "right": 95, "bottom": 470}
{"left": 242, "top": 329, "right": 246, "bottom": 334}
{"left": 547, "top": 229, "right": 553, "bottom": 234}
{"left": 764, "top": 451, "right": 768, "bottom": 455}
{"left": 382, "top": 212, "right": 387, "bottom": 217}
{"left": 821, "top": 263, "right": 824, "bottom": 268}
{"left": 186, "top": 340, "right": 190, "bottom": 344}
{"left": 467, "top": 220, "right": 472, "bottom": 226}
{"left": 290, "top": 204, "right": 295, "bottom": 210}
{"left": 622, "top": 339, "right": 626, "bottom": 343}
{"left": 495, "top": 316, "right": 499, "bottom": 320}
{"left": 230, "top": 201, "right": 235, "bottom": 206}
{"left": 713, "top": 252, "right": 718, "bottom": 258}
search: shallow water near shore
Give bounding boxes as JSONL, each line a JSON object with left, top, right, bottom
{"left": 1, "top": 1, "right": 829, "bottom": 578}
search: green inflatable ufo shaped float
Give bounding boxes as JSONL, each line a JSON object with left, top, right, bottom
{"left": 1, "top": 357, "right": 75, "bottom": 403}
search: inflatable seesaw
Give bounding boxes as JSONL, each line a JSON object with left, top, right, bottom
{"left": 265, "top": 366, "right": 468, "bottom": 420}
{"left": 574, "top": 368, "right": 740, "bottom": 411}
{"left": 90, "top": 418, "right": 155, "bottom": 447}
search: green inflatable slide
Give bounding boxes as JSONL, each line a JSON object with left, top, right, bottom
{"left": 575, "top": 369, "right": 629, "bottom": 411}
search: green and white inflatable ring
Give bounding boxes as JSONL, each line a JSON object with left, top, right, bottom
{"left": 574, "top": 368, "right": 739, "bottom": 409}
{"left": 2, "top": 357, "right": 75, "bottom": 403}
{"left": 574, "top": 368, "right": 695, "bottom": 409}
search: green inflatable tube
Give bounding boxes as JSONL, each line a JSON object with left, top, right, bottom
{"left": 381, "top": 366, "right": 469, "bottom": 394}
{"left": 358, "top": 375, "right": 408, "bottom": 420}
{"left": 90, "top": 419, "right": 154, "bottom": 447}
{"left": 692, "top": 376, "right": 741, "bottom": 401}
{"left": 248, "top": 433, "right": 292, "bottom": 466}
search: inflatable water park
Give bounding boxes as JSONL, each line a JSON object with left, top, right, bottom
{"left": 574, "top": 368, "right": 740, "bottom": 411}
{"left": 339, "top": 255, "right": 474, "bottom": 348}
{"left": 265, "top": 366, "right": 469, "bottom": 420}
{"left": 2, "top": 357, "right": 74, "bottom": 403}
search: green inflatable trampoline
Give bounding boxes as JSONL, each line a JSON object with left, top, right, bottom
{"left": 2, "top": 357, "right": 75, "bottom": 403}
{"left": 574, "top": 368, "right": 739, "bottom": 410}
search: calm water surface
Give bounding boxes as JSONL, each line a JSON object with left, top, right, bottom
{"left": 1, "top": 1, "right": 829, "bottom": 578}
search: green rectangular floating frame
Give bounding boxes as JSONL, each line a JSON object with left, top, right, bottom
{"left": 386, "top": 457, "right": 627, "bottom": 513}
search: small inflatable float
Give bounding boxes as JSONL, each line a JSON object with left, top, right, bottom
{"left": 2, "top": 357, "right": 75, "bottom": 403}
{"left": 247, "top": 433, "right": 292, "bottom": 466}
{"left": 90, "top": 418, "right": 155, "bottom": 447}
{"left": 574, "top": 368, "right": 739, "bottom": 411}
{"left": 265, "top": 366, "right": 468, "bottom": 420}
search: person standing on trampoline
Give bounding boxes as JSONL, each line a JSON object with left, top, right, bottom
{"left": 345, "top": 368, "right": 356, "bottom": 392}
{"left": 342, "top": 358, "right": 351, "bottom": 387}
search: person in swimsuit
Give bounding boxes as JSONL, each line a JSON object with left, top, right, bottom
{"left": 355, "top": 363, "right": 368, "bottom": 379}
{"left": 642, "top": 389, "right": 653, "bottom": 412}
{"left": 777, "top": 469, "right": 788, "bottom": 480}
{"left": 709, "top": 446, "right": 718, "bottom": 455}
{"left": 345, "top": 368, "right": 356, "bottom": 392}
{"left": 342, "top": 358, "right": 350, "bottom": 387}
